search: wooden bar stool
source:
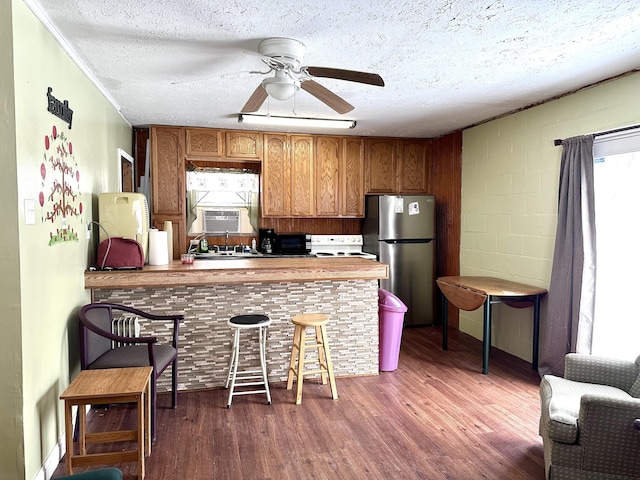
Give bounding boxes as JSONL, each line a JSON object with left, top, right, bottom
{"left": 286, "top": 313, "right": 338, "bottom": 404}
{"left": 225, "top": 314, "right": 272, "bottom": 407}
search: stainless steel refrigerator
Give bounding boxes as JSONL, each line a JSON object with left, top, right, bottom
{"left": 363, "top": 195, "right": 436, "bottom": 326}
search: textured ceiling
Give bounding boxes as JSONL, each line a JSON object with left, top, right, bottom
{"left": 29, "top": 0, "right": 640, "bottom": 138}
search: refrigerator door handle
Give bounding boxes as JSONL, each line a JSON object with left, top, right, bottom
{"left": 382, "top": 239, "right": 433, "bottom": 244}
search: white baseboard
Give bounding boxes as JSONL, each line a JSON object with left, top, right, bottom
{"left": 33, "top": 433, "right": 65, "bottom": 480}
{"left": 32, "top": 405, "right": 85, "bottom": 480}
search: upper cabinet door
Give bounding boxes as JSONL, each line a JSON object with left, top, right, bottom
{"left": 315, "top": 136, "right": 341, "bottom": 217}
{"left": 225, "top": 131, "right": 262, "bottom": 160}
{"left": 150, "top": 126, "right": 185, "bottom": 216}
{"left": 342, "top": 137, "right": 365, "bottom": 217}
{"left": 185, "top": 128, "right": 223, "bottom": 157}
{"left": 290, "top": 135, "right": 315, "bottom": 216}
{"left": 262, "top": 134, "right": 290, "bottom": 217}
{"left": 365, "top": 138, "right": 397, "bottom": 193}
{"left": 398, "top": 139, "right": 427, "bottom": 193}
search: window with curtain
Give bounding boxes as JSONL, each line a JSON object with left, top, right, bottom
{"left": 185, "top": 168, "right": 260, "bottom": 235}
{"left": 591, "top": 129, "right": 640, "bottom": 361}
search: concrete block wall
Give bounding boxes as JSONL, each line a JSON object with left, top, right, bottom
{"left": 460, "top": 72, "right": 640, "bottom": 362}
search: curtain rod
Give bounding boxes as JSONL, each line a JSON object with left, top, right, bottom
{"left": 553, "top": 124, "right": 640, "bottom": 146}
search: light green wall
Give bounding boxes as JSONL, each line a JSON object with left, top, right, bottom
{"left": 3, "top": 1, "right": 132, "bottom": 479}
{"left": 1, "top": 1, "right": 23, "bottom": 479}
{"left": 461, "top": 72, "right": 640, "bottom": 362}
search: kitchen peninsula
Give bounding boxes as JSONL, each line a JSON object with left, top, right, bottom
{"left": 85, "top": 257, "right": 388, "bottom": 394}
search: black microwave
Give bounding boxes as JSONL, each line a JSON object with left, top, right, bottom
{"left": 273, "top": 233, "right": 311, "bottom": 255}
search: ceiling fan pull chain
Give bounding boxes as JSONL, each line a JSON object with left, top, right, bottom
{"left": 293, "top": 89, "right": 297, "bottom": 115}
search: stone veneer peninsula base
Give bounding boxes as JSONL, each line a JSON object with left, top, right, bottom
{"left": 86, "top": 258, "right": 388, "bottom": 394}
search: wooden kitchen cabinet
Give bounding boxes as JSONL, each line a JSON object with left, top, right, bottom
{"left": 398, "top": 139, "right": 427, "bottom": 193}
{"left": 150, "top": 126, "right": 187, "bottom": 257}
{"left": 151, "top": 126, "right": 185, "bottom": 216}
{"left": 262, "top": 134, "right": 314, "bottom": 217}
{"left": 365, "top": 138, "right": 429, "bottom": 194}
{"left": 185, "top": 127, "right": 261, "bottom": 160}
{"left": 365, "top": 138, "right": 397, "bottom": 193}
{"left": 290, "top": 135, "right": 315, "bottom": 216}
{"left": 315, "top": 136, "right": 364, "bottom": 217}
{"left": 225, "top": 131, "right": 262, "bottom": 160}
{"left": 262, "top": 134, "right": 289, "bottom": 216}
{"left": 342, "top": 137, "right": 365, "bottom": 216}
{"left": 185, "top": 128, "right": 223, "bottom": 157}
{"left": 315, "top": 136, "right": 341, "bottom": 216}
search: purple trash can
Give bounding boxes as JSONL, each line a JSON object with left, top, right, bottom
{"left": 378, "top": 288, "right": 408, "bottom": 372}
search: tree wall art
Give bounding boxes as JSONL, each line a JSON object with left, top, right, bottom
{"left": 40, "top": 124, "right": 83, "bottom": 245}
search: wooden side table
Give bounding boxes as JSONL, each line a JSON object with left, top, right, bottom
{"left": 437, "top": 276, "right": 547, "bottom": 374}
{"left": 60, "top": 366, "right": 153, "bottom": 479}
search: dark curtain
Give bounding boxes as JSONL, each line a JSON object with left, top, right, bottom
{"left": 538, "top": 135, "right": 595, "bottom": 376}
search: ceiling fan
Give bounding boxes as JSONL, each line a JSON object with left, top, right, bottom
{"left": 241, "top": 37, "right": 384, "bottom": 114}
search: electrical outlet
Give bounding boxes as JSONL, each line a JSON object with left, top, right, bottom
{"left": 86, "top": 224, "right": 91, "bottom": 240}
{"left": 25, "top": 199, "right": 36, "bottom": 224}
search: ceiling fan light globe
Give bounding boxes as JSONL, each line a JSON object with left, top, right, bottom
{"left": 262, "top": 77, "right": 299, "bottom": 101}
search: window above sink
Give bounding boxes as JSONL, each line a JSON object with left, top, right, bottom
{"left": 186, "top": 168, "right": 259, "bottom": 236}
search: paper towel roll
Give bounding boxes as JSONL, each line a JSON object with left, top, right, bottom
{"left": 148, "top": 228, "right": 169, "bottom": 265}
{"left": 163, "top": 221, "right": 173, "bottom": 261}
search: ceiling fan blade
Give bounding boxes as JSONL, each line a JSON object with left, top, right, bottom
{"left": 240, "top": 85, "right": 269, "bottom": 113}
{"left": 301, "top": 80, "right": 354, "bottom": 114}
{"left": 305, "top": 67, "right": 384, "bottom": 87}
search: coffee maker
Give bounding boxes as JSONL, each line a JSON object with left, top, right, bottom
{"left": 258, "top": 228, "right": 275, "bottom": 253}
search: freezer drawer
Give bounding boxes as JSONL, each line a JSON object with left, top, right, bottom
{"left": 379, "top": 240, "right": 435, "bottom": 326}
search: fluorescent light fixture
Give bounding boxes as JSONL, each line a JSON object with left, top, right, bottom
{"left": 238, "top": 114, "right": 356, "bottom": 129}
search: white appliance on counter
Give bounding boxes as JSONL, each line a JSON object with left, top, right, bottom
{"left": 310, "top": 235, "right": 377, "bottom": 259}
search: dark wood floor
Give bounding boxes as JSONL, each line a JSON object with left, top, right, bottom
{"left": 53, "top": 326, "right": 545, "bottom": 479}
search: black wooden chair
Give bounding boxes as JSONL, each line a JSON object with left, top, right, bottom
{"left": 78, "top": 303, "right": 183, "bottom": 440}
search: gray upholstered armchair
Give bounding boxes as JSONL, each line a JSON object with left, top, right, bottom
{"left": 539, "top": 353, "right": 640, "bottom": 480}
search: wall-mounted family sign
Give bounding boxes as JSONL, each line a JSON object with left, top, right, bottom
{"left": 47, "top": 87, "right": 73, "bottom": 129}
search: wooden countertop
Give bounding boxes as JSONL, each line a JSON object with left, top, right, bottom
{"left": 85, "top": 257, "right": 389, "bottom": 289}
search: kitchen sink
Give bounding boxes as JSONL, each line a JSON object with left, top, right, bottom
{"left": 193, "top": 252, "right": 319, "bottom": 260}
{"left": 193, "top": 251, "right": 263, "bottom": 260}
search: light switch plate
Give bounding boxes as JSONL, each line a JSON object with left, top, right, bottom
{"left": 25, "top": 199, "right": 36, "bottom": 224}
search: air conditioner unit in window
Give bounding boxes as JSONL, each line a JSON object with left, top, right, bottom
{"left": 203, "top": 209, "right": 240, "bottom": 233}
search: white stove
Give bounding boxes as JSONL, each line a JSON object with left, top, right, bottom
{"left": 310, "top": 235, "right": 377, "bottom": 259}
